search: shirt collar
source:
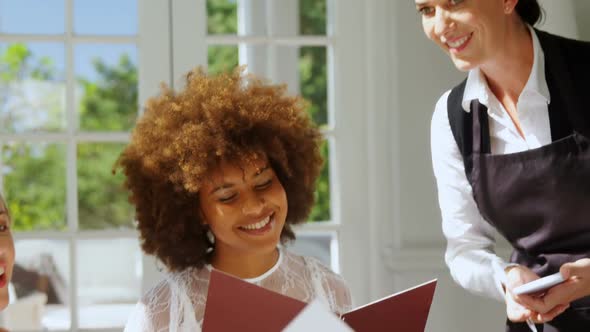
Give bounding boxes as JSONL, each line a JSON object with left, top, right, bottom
{"left": 461, "top": 25, "right": 550, "bottom": 113}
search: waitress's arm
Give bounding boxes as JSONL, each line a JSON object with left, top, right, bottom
{"left": 430, "top": 91, "right": 514, "bottom": 302}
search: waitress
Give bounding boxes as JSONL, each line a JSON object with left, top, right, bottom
{"left": 416, "top": 0, "right": 590, "bottom": 330}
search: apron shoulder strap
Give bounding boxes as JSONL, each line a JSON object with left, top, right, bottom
{"left": 447, "top": 79, "right": 474, "bottom": 176}
{"left": 536, "top": 29, "right": 590, "bottom": 138}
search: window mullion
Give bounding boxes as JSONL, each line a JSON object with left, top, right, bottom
{"left": 331, "top": 0, "right": 371, "bottom": 306}
{"left": 171, "top": 0, "right": 206, "bottom": 87}
{"left": 238, "top": 0, "right": 268, "bottom": 77}
{"left": 138, "top": 0, "right": 174, "bottom": 295}
{"left": 265, "top": 0, "right": 298, "bottom": 89}
{"left": 64, "top": 0, "right": 80, "bottom": 329}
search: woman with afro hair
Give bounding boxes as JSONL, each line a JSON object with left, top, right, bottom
{"left": 119, "top": 67, "right": 352, "bottom": 331}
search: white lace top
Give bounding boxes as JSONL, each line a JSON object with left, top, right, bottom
{"left": 124, "top": 248, "right": 353, "bottom": 332}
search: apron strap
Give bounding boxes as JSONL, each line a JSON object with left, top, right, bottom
{"left": 470, "top": 100, "right": 491, "bottom": 154}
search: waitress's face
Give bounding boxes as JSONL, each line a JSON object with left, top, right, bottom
{"left": 416, "top": 0, "right": 516, "bottom": 71}
{"left": 0, "top": 198, "right": 15, "bottom": 310}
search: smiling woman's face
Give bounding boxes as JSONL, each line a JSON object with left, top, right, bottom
{"left": 198, "top": 158, "right": 288, "bottom": 258}
{"left": 417, "top": 0, "right": 512, "bottom": 71}
{"left": 0, "top": 196, "right": 15, "bottom": 310}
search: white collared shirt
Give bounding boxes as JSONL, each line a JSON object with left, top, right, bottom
{"left": 430, "top": 26, "right": 552, "bottom": 301}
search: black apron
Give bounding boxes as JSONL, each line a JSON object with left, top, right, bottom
{"left": 467, "top": 100, "right": 590, "bottom": 332}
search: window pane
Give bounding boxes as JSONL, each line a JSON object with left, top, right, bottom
{"left": 208, "top": 45, "right": 239, "bottom": 75}
{"left": 207, "top": 0, "right": 326, "bottom": 36}
{"left": 77, "top": 143, "right": 134, "bottom": 230}
{"left": 9, "top": 239, "right": 70, "bottom": 331}
{"left": 287, "top": 232, "right": 335, "bottom": 268}
{"left": 76, "top": 238, "right": 142, "bottom": 329}
{"left": 299, "top": 0, "right": 327, "bottom": 35}
{"left": 74, "top": 0, "right": 137, "bottom": 36}
{"left": 207, "top": 0, "right": 238, "bottom": 34}
{"left": 0, "top": 43, "right": 66, "bottom": 133}
{"left": 75, "top": 44, "right": 138, "bottom": 131}
{"left": 2, "top": 143, "right": 67, "bottom": 231}
{"left": 0, "top": 0, "right": 65, "bottom": 35}
{"left": 308, "top": 140, "right": 331, "bottom": 222}
{"left": 299, "top": 46, "right": 327, "bottom": 126}
{"left": 274, "top": 46, "right": 328, "bottom": 127}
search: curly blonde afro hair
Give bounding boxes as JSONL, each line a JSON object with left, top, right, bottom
{"left": 116, "top": 67, "right": 323, "bottom": 271}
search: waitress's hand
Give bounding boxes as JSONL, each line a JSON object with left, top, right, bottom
{"left": 531, "top": 258, "right": 590, "bottom": 312}
{"left": 504, "top": 265, "right": 569, "bottom": 323}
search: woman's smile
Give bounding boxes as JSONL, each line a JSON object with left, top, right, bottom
{"left": 446, "top": 32, "right": 473, "bottom": 53}
{"left": 237, "top": 212, "right": 275, "bottom": 235}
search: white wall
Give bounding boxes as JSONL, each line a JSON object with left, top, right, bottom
{"left": 538, "top": 0, "right": 578, "bottom": 38}
{"left": 572, "top": 0, "right": 590, "bottom": 41}
{"left": 361, "top": 1, "right": 587, "bottom": 331}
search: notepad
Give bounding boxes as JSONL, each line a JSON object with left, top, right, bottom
{"left": 202, "top": 269, "right": 437, "bottom": 332}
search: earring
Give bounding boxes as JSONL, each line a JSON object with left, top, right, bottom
{"left": 204, "top": 224, "right": 216, "bottom": 254}
{"left": 206, "top": 229, "right": 215, "bottom": 244}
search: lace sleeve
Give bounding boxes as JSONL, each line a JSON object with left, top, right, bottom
{"left": 304, "top": 257, "right": 353, "bottom": 315}
{"left": 125, "top": 271, "right": 205, "bottom": 332}
{"left": 124, "top": 302, "right": 152, "bottom": 332}
{"left": 124, "top": 280, "right": 170, "bottom": 332}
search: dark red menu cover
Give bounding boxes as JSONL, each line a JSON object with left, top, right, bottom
{"left": 341, "top": 279, "right": 437, "bottom": 332}
{"left": 203, "top": 269, "right": 437, "bottom": 332}
{"left": 202, "top": 270, "right": 307, "bottom": 332}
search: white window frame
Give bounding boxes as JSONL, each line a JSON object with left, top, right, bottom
{"left": 1, "top": 1, "right": 383, "bottom": 326}
{"left": 1, "top": 1, "right": 170, "bottom": 331}
{"left": 164, "top": 0, "right": 374, "bottom": 305}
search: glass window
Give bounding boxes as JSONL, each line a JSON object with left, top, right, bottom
{"left": 74, "top": 0, "right": 137, "bottom": 36}
{"left": 0, "top": 43, "right": 66, "bottom": 133}
{"left": 76, "top": 239, "right": 141, "bottom": 329}
{"left": 204, "top": 1, "right": 337, "bottom": 274}
{"left": 2, "top": 1, "right": 141, "bottom": 330}
{"left": 3, "top": 143, "right": 67, "bottom": 231}
{"left": 11, "top": 239, "right": 71, "bottom": 330}
{"left": 0, "top": 0, "right": 65, "bottom": 35}
{"left": 75, "top": 44, "right": 138, "bottom": 132}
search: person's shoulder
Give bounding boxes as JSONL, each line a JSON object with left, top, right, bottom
{"left": 432, "top": 89, "right": 454, "bottom": 130}
{"left": 300, "top": 253, "right": 354, "bottom": 311}
{"left": 535, "top": 29, "right": 590, "bottom": 46}
{"left": 281, "top": 250, "right": 338, "bottom": 278}
{"left": 293, "top": 252, "right": 348, "bottom": 287}
{"left": 434, "top": 76, "right": 468, "bottom": 113}
{"left": 305, "top": 255, "right": 337, "bottom": 275}
{"left": 434, "top": 89, "right": 453, "bottom": 112}
{"left": 140, "top": 267, "right": 208, "bottom": 304}
{"left": 137, "top": 275, "right": 173, "bottom": 308}
{"left": 125, "top": 277, "right": 174, "bottom": 332}
{"left": 536, "top": 29, "right": 590, "bottom": 56}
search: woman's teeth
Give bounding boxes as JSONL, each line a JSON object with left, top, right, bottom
{"left": 0, "top": 267, "right": 4, "bottom": 276}
{"left": 447, "top": 34, "right": 470, "bottom": 48}
{"left": 241, "top": 215, "right": 271, "bottom": 230}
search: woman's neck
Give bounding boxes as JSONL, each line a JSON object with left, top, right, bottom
{"left": 211, "top": 246, "right": 280, "bottom": 279}
{"left": 480, "top": 22, "right": 533, "bottom": 106}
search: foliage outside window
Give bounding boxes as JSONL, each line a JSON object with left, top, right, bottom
{"left": 1, "top": 0, "right": 330, "bottom": 232}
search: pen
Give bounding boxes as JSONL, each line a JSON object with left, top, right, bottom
{"left": 526, "top": 318, "right": 538, "bottom": 332}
